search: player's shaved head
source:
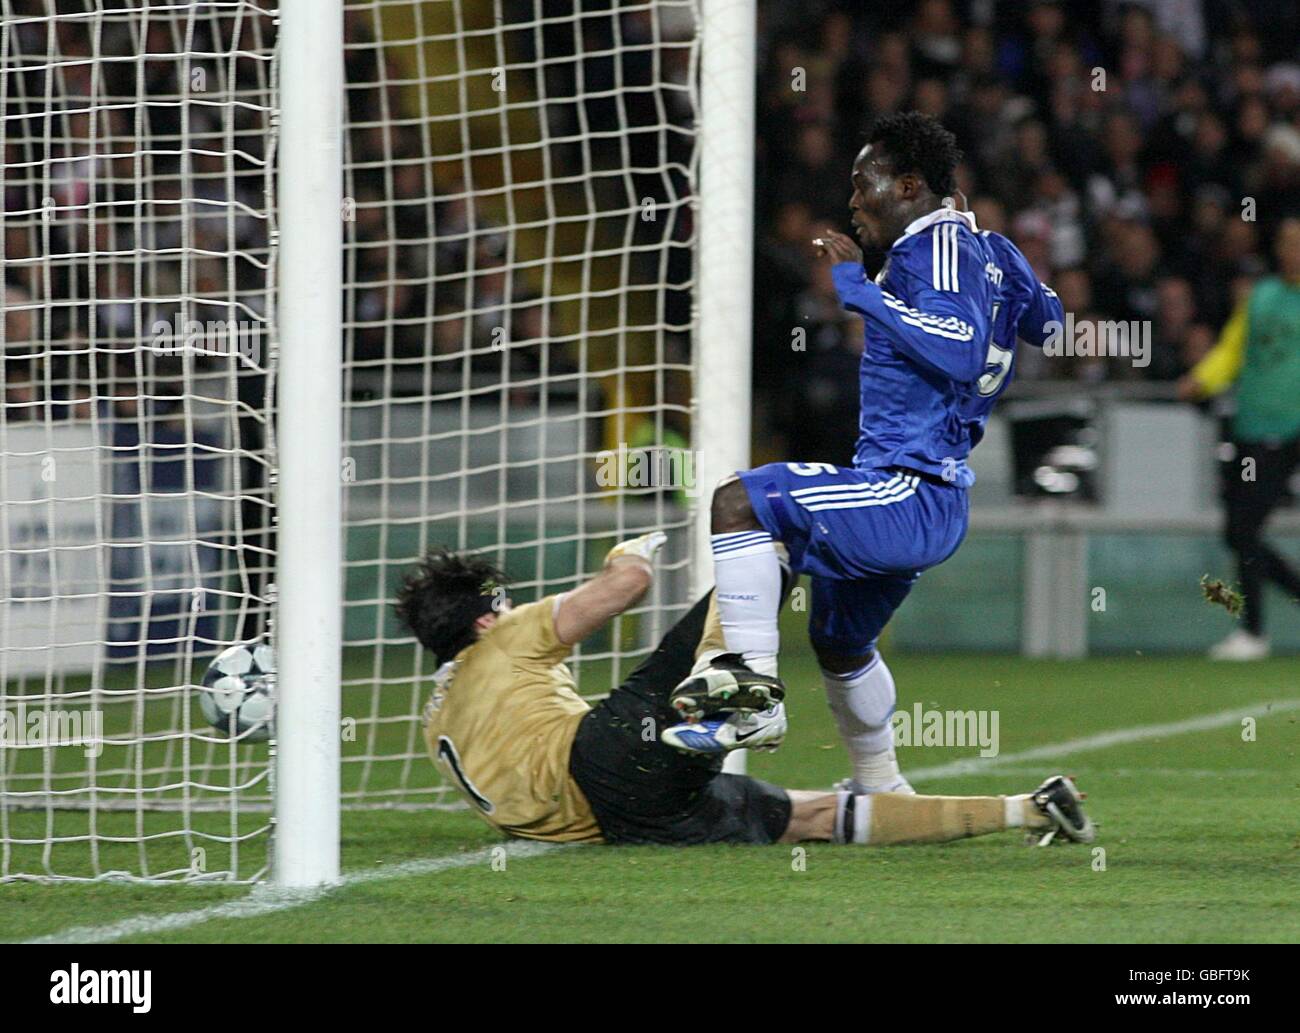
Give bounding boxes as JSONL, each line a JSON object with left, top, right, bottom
{"left": 395, "top": 548, "right": 510, "bottom": 665}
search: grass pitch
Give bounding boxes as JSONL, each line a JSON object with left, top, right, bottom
{"left": 3, "top": 643, "right": 1298, "bottom": 943}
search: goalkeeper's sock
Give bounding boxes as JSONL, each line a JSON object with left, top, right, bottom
{"left": 833, "top": 792, "right": 1050, "bottom": 845}
{"left": 710, "top": 531, "right": 781, "bottom": 677}
{"left": 822, "top": 655, "right": 908, "bottom": 791}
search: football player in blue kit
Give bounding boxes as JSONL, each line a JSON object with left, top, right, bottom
{"left": 663, "top": 112, "right": 1064, "bottom": 799}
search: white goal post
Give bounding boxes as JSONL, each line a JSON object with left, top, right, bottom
{"left": 0, "top": 0, "right": 755, "bottom": 886}
{"left": 275, "top": 0, "right": 343, "bottom": 888}
{"left": 695, "top": 0, "right": 755, "bottom": 778}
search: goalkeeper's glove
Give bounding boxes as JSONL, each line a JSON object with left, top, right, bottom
{"left": 605, "top": 530, "right": 667, "bottom": 569}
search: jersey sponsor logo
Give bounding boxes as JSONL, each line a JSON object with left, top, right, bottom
{"left": 436, "top": 735, "right": 495, "bottom": 814}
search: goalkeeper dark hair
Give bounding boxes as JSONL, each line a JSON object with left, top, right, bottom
{"left": 394, "top": 547, "right": 509, "bottom": 665}
{"left": 866, "top": 111, "right": 962, "bottom": 199}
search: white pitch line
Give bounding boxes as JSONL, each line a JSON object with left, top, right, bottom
{"left": 933, "top": 765, "right": 1273, "bottom": 779}
{"left": 24, "top": 698, "right": 1299, "bottom": 944}
{"left": 22, "top": 840, "right": 565, "bottom": 945}
{"left": 907, "top": 698, "right": 1300, "bottom": 783}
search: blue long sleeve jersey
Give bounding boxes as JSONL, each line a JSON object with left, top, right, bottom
{"left": 830, "top": 209, "right": 1063, "bottom": 487}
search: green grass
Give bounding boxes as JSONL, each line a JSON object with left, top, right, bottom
{"left": 3, "top": 636, "right": 1299, "bottom": 943}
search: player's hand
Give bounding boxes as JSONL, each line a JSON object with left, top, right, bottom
{"left": 812, "top": 229, "right": 862, "bottom": 266}
{"left": 605, "top": 531, "right": 667, "bottom": 570}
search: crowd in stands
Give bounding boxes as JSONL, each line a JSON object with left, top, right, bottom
{"left": 756, "top": 0, "right": 1300, "bottom": 462}
{"left": 6, "top": 2, "right": 1297, "bottom": 481}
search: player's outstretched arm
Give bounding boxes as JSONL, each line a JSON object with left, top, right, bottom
{"left": 554, "top": 531, "right": 666, "bottom": 645}
{"left": 836, "top": 271, "right": 990, "bottom": 382}
{"left": 817, "top": 227, "right": 990, "bottom": 383}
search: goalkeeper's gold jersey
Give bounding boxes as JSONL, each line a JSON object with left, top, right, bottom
{"left": 420, "top": 595, "right": 603, "bottom": 843}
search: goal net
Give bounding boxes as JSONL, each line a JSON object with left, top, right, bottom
{"left": 0, "top": 0, "right": 707, "bottom": 882}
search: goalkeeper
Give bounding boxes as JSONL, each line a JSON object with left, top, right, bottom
{"left": 394, "top": 532, "right": 1092, "bottom": 848}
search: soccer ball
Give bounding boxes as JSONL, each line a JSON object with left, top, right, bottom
{"left": 198, "top": 643, "right": 276, "bottom": 742}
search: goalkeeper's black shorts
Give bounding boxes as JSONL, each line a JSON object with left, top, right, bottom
{"left": 568, "top": 593, "right": 792, "bottom": 846}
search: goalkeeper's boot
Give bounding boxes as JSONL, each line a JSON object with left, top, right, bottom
{"left": 661, "top": 702, "right": 787, "bottom": 755}
{"left": 668, "top": 651, "right": 786, "bottom": 722}
{"left": 1030, "top": 775, "right": 1095, "bottom": 845}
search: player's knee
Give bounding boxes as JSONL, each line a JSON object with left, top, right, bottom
{"left": 710, "top": 477, "right": 759, "bottom": 533}
{"left": 814, "top": 645, "right": 875, "bottom": 675}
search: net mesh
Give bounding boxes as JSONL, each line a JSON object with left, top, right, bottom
{"left": 0, "top": 0, "right": 279, "bottom": 881}
{"left": 337, "top": 0, "right": 699, "bottom": 808}
{"left": 0, "top": 0, "right": 701, "bottom": 880}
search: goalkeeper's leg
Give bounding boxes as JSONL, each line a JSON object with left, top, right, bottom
{"left": 780, "top": 776, "right": 1095, "bottom": 846}
{"left": 568, "top": 593, "right": 792, "bottom": 845}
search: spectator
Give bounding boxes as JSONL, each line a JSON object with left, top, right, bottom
{"left": 1149, "top": 275, "right": 1208, "bottom": 380}
{"left": 1178, "top": 218, "right": 1300, "bottom": 660}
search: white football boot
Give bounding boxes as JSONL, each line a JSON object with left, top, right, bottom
{"left": 661, "top": 702, "right": 787, "bottom": 754}
{"left": 1208, "top": 629, "right": 1270, "bottom": 661}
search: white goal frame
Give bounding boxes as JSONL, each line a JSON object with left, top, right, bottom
{"left": 270, "top": 0, "right": 757, "bottom": 885}
{"left": 694, "top": 0, "right": 755, "bottom": 779}
{"left": 274, "top": 0, "right": 344, "bottom": 888}
{"left": 0, "top": 0, "right": 756, "bottom": 888}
